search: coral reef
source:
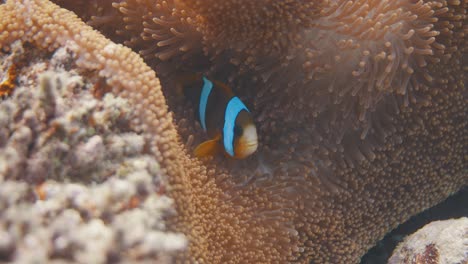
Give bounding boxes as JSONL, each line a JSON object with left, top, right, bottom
{"left": 0, "top": 41, "right": 185, "bottom": 262}
{"left": 0, "top": 0, "right": 467, "bottom": 263}
{"left": 388, "top": 217, "right": 468, "bottom": 264}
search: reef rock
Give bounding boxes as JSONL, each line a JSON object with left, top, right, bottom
{"left": 389, "top": 218, "right": 468, "bottom": 264}
{"left": 0, "top": 42, "right": 186, "bottom": 263}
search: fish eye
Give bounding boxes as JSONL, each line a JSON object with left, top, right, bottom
{"left": 234, "top": 125, "right": 243, "bottom": 137}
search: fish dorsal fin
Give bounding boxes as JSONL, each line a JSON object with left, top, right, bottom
{"left": 194, "top": 134, "right": 222, "bottom": 158}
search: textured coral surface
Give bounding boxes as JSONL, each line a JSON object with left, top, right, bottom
{"left": 0, "top": 0, "right": 467, "bottom": 263}
{"left": 389, "top": 217, "right": 468, "bottom": 264}
{"left": 0, "top": 42, "right": 186, "bottom": 263}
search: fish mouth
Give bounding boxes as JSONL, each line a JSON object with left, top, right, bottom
{"left": 243, "top": 142, "right": 258, "bottom": 153}
{"left": 234, "top": 141, "right": 258, "bottom": 159}
{"left": 244, "top": 142, "right": 258, "bottom": 147}
{"left": 242, "top": 142, "right": 258, "bottom": 150}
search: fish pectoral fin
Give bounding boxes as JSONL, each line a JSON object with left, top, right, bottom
{"left": 194, "top": 135, "right": 222, "bottom": 157}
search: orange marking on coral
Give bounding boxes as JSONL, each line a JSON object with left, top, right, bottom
{"left": 41, "top": 121, "right": 62, "bottom": 144}
{"left": 34, "top": 183, "right": 47, "bottom": 200}
{"left": 0, "top": 64, "right": 18, "bottom": 98}
{"left": 91, "top": 78, "right": 111, "bottom": 99}
{"left": 127, "top": 196, "right": 141, "bottom": 209}
{"left": 118, "top": 196, "right": 143, "bottom": 212}
{"left": 156, "top": 184, "right": 166, "bottom": 196}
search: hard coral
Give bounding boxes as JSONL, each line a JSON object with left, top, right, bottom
{"left": 0, "top": 43, "right": 185, "bottom": 263}
{"left": 389, "top": 218, "right": 468, "bottom": 264}
{"left": 2, "top": 0, "right": 467, "bottom": 263}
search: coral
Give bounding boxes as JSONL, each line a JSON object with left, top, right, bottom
{"left": 0, "top": 40, "right": 185, "bottom": 262}
{"left": 1, "top": 0, "right": 467, "bottom": 263}
{"left": 0, "top": 41, "right": 24, "bottom": 98}
{"left": 388, "top": 218, "right": 468, "bottom": 264}
{"left": 0, "top": 64, "right": 17, "bottom": 97}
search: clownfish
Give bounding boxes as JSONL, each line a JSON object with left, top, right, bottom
{"left": 177, "top": 73, "right": 258, "bottom": 159}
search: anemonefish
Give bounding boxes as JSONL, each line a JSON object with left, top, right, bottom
{"left": 177, "top": 73, "right": 258, "bottom": 159}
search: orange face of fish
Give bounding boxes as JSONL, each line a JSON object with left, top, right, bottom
{"left": 232, "top": 110, "right": 258, "bottom": 159}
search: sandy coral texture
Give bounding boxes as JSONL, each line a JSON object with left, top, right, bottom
{"left": 0, "top": 40, "right": 185, "bottom": 263}
{"left": 389, "top": 217, "right": 468, "bottom": 264}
